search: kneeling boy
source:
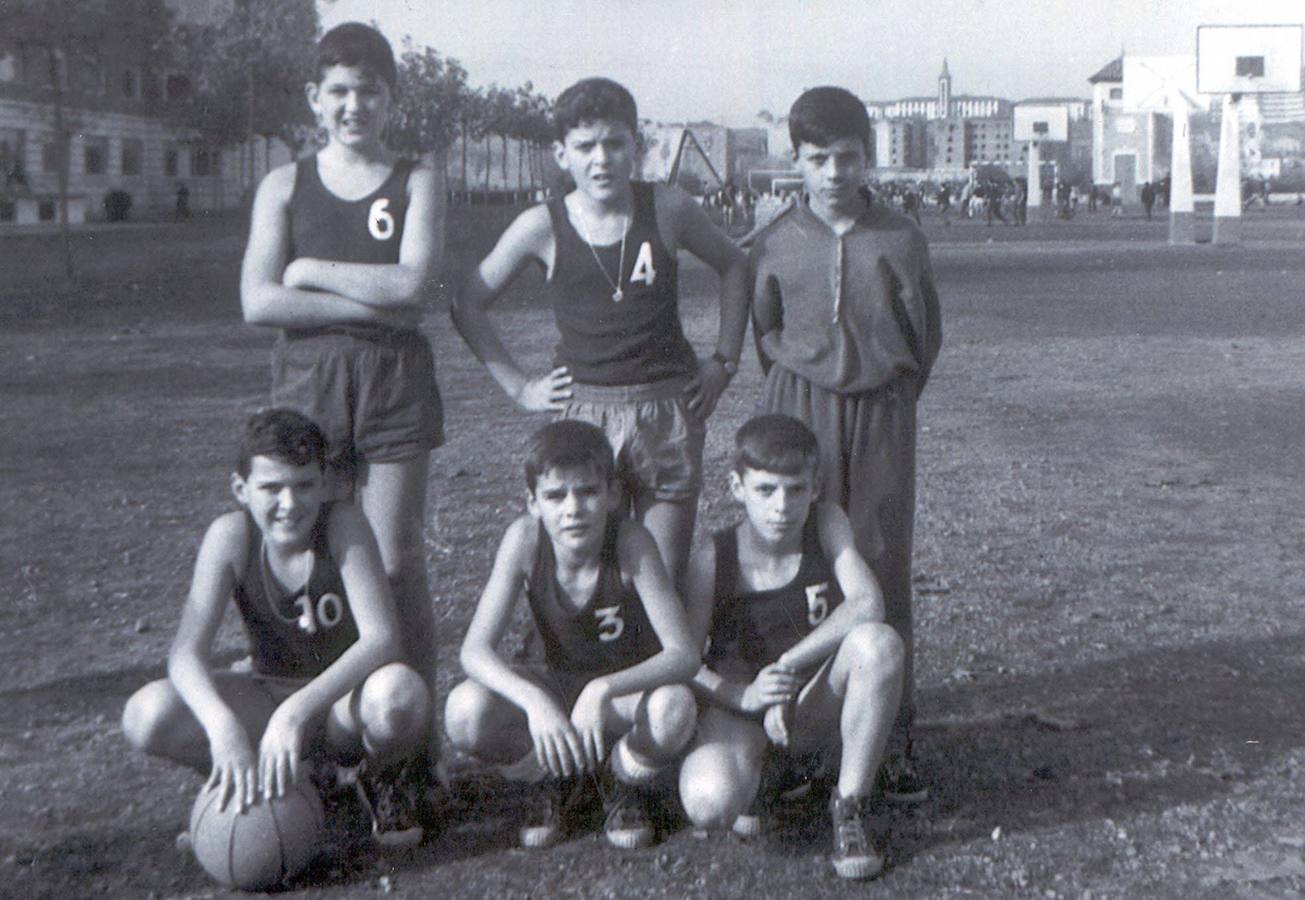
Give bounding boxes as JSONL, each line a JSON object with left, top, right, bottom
{"left": 445, "top": 421, "right": 698, "bottom": 850}
{"left": 678, "top": 415, "right": 904, "bottom": 880}
{"left": 122, "top": 409, "right": 432, "bottom": 847}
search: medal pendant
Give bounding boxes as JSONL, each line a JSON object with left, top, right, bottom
{"left": 612, "top": 288, "right": 623, "bottom": 303}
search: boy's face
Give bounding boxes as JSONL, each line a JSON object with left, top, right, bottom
{"left": 730, "top": 465, "right": 817, "bottom": 546}
{"left": 527, "top": 464, "right": 617, "bottom": 555}
{"left": 306, "top": 64, "right": 392, "bottom": 150}
{"left": 554, "top": 120, "right": 637, "bottom": 203}
{"left": 232, "top": 455, "right": 326, "bottom": 549}
{"left": 794, "top": 138, "right": 868, "bottom": 210}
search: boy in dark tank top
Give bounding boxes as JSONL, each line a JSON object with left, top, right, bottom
{"left": 452, "top": 77, "right": 749, "bottom": 588}
{"left": 677, "top": 415, "right": 904, "bottom": 881}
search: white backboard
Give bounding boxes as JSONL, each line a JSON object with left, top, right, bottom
{"left": 1013, "top": 105, "right": 1068, "bottom": 142}
{"left": 1197, "top": 25, "right": 1303, "bottom": 94}
{"left": 1123, "top": 56, "right": 1203, "bottom": 111}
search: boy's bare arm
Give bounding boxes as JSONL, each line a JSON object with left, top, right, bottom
{"left": 258, "top": 503, "right": 404, "bottom": 797}
{"left": 774, "top": 504, "right": 884, "bottom": 673}
{"left": 240, "top": 165, "right": 417, "bottom": 330}
{"left": 167, "top": 512, "right": 258, "bottom": 809}
{"left": 281, "top": 165, "right": 446, "bottom": 308}
{"left": 450, "top": 207, "right": 573, "bottom": 411}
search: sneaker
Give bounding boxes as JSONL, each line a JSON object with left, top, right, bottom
{"left": 731, "top": 750, "right": 825, "bottom": 837}
{"left": 829, "top": 792, "right": 887, "bottom": 880}
{"left": 353, "top": 759, "right": 425, "bottom": 849}
{"left": 519, "top": 777, "right": 589, "bottom": 849}
{"left": 609, "top": 734, "right": 662, "bottom": 786}
{"left": 878, "top": 746, "right": 928, "bottom": 806}
{"left": 601, "top": 772, "right": 655, "bottom": 850}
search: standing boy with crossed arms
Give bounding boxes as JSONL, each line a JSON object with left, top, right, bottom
{"left": 746, "top": 86, "right": 942, "bottom": 799}
{"left": 452, "top": 77, "right": 748, "bottom": 586}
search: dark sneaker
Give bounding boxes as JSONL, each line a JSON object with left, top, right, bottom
{"left": 519, "top": 777, "right": 589, "bottom": 849}
{"left": 732, "top": 750, "right": 826, "bottom": 837}
{"left": 601, "top": 771, "right": 655, "bottom": 850}
{"left": 354, "top": 759, "right": 425, "bottom": 849}
{"left": 878, "top": 746, "right": 928, "bottom": 806}
{"left": 829, "top": 792, "right": 887, "bottom": 880}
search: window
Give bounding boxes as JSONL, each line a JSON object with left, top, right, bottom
{"left": 1109, "top": 87, "right": 1123, "bottom": 100}
{"left": 121, "top": 67, "right": 139, "bottom": 99}
{"left": 120, "top": 138, "right": 142, "bottom": 176}
{"left": 0, "top": 49, "right": 16, "bottom": 83}
{"left": 0, "top": 199, "right": 14, "bottom": 221}
{"left": 164, "top": 146, "right": 178, "bottom": 177}
{"left": 38, "top": 198, "right": 56, "bottom": 221}
{"left": 192, "top": 147, "right": 211, "bottom": 176}
{"left": 165, "top": 73, "right": 191, "bottom": 102}
{"left": 84, "top": 136, "right": 107, "bottom": 175}
{"left": 42, "top": 141, "right": 60, "bottom": 173}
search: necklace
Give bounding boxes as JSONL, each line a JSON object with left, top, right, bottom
{"left": 571, "top": 200, "right": 628, "bottom": 303}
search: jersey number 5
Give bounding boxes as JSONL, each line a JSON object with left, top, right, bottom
{"left": 804, "top": 584, "right": 830, "bottom": 626}
{"left": 594, "top": 605, "right": 625, "bottom": 642}
{"left": 368, "top": 198, "right": 395, "bottom": 241}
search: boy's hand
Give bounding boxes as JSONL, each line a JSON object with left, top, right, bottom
{"left": 258, "top": 703, "right": 309, "bottom": 800}
{"left": 515, "top": 367, "right": 573, "bottom": 412}
{"left": 570, "top": 680, "right": 613, "bottom": 770}
{"left": 525, "top": 696, "right": 586, "bottom": 777}
{"left": 684, "top": 356, "right": 732, "bottom": 420}
{"left": 740, "top": 663, "right": 800, "bottom": 714}
{"left": 763, "top": 701, "right": 794, "bottom": 749}
{"left": 206, "top": 727, "right": 259, "bottom": 813}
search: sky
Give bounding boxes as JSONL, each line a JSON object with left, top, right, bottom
{"left": 320, "top": 0, "right": 1305, "bottom": 127}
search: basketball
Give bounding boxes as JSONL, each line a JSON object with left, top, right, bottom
{"left": 188, "top": 781, "right": 326, "bottom": 891}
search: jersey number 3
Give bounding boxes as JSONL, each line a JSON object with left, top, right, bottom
{"left": 368, "top": 198, "right": 395, "bottom": 241}
{"left": 594, "top": 605, "right": 625, "bottom": 641}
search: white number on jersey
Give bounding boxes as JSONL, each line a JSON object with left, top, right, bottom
{"left": 628, "top": 241, "right": 656, "bottom": 287}
{"left": 594, "top": 605, "right": 625, "bottom": 642}
{"left": 804, "top": 583, "right": 830, "bottom": 626}
{"left": 368, "top": 197, "right": 395, "bottom": 241}
{"left": 293, "top": 592, "right": 344, "bottom": 634}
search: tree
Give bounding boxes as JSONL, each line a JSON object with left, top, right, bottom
{"left": 0, "top": 0, "right": 173, "bottom": 280}
{"left": 388, "top": 39, "right": 468, "bottom": 205}
{"left": 174, "top": 0, "right": 319, "bottom": 193}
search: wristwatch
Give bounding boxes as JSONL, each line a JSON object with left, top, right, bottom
{"left": 711, "top": 351, "right": 739, "bottom": 376}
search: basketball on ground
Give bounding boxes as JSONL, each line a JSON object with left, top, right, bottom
{"left": 188, "top": 781, "right": 326, "bottom": 891}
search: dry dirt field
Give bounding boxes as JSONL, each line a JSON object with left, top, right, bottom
{"left": 3, "top": 204, "right": 1305, "bottom": 898}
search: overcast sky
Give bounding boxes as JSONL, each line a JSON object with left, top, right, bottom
{"left": 320, "top": 0, "right": 1305, "bottom": 126}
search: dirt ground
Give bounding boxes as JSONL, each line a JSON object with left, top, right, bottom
{"left": 4, "top": 203, "right": 1305, "bottom": 898}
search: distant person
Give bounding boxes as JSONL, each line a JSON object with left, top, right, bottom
{"left": 745, "top": 86, "right": 943, "bottom": 816}
{"left": 452, "top": 77, "right": 749, "bottom": 588}
{"left": 444, "top": 420, "right": 698, "bottom": 850}
{"left": 1087, "top": 185, "right": 1098, "bottom": 213}
{"left": 121, "top": 410, "right": 432, "bottom": 847}
{"left": 1141, "top": 181, "right": 1155, "bottom": 220}
{"left": 1110, "top": 181, "right": 1123, "bottom": 218}
{"left": 985, "top": 182, "right": 1009, "bottom": 226}
{"left": 238, "top": 22, "right": 446, "bottom": 837}
{"left": 901, "top": 186, "right": 922, "bottom": 226}
{"left": 678, "top": 415, "right": 904, "bottom": 880}
{"left": 937, "top": 182, "right": 952, "bottom": 226}
{"left": 175, "top": 182, "right": 190, "bottom": 220}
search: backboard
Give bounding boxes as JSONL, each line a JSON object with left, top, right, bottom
{"left": 1197, "top": 24, "right": 1303, "bottom": 94}
{"left": 1013, "top": 105, "right": 1068, "bottom": 142}
{"left": 1122, "top": 56, "right": 1203, "bottom": 111}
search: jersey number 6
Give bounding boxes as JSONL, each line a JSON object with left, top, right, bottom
{"left": 368, "top": 198, "right": 395, "bottom": 241}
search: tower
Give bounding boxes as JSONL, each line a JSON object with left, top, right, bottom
{"left": 938, "top": 59, "right": 952, "bottom": 118}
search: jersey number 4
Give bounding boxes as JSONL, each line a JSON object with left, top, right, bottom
{"left": 368, "top": 198, "right": 395, "bottom": 241}
{"left": 628, "top": 242, "right": 655, "bottom": 288}
{"left": 594, "top": 605, "right": 625, "bottom": 641}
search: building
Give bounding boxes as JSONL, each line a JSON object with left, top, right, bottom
{"left": 638, "top": 120, "right": 771, "bottom": 191}
{"left": 0, "top": 0, "right": 288, "bottom": 226}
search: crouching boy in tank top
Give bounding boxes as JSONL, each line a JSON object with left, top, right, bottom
{"left": 445, "top": 421, "right": 698, "bottom": 850}
{"left": 678, "top": 415, "right": 904, "bottom": 880}
{"left": 452, "top": 77, "right": 748, "bottom": 588}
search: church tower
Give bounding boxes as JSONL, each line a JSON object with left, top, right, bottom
{"left": 938, "top": 58, "right": 952, "bottom": 118}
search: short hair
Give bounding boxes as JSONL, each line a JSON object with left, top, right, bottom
{"left": 552, "top": 78, "right": 638, "bottom": 143}
{"left": 733, "top": 414, "right": 820, "bottom": 477}
{"left": 524, "top": 420, "right": 615, "bottom": 492}
{"left": 315, "top": 22, "right": 397, "bottom": 92}
{"left": 788, "top": 86, "right": 870, "bottom": 152}
{"left": 235, "top": 409, "right": 328, "bottom": 478}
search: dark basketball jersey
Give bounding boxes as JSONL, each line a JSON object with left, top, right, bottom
{"left": 524, "top": 518, "right": 661, "bottom": 678}
{"left": 544, "top": 182, "right": 697, "bottom": 386}
{"left": 232, "top": 506, "right": 361, "bottom": 679}
{"left": 286, "top": 155, "right": 416, "bottom": 339}
{"left": 706, "top": 513, "right": 844, "bottom": 679}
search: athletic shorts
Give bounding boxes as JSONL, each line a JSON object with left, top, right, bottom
{"left": 271, "top": 327, "right": 444, "bottom": 479}
{"left": 560, "top": 375, "right": 704, "bottom": 503}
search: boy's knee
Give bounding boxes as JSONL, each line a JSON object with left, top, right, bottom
{"left": 644, "top": 684, "right": 697, "bottom": 750}
{"left": 679, "top": 755, "right": 747, "bottom": 830}
{"left": 844, "top": 623, "right": 905, "bottom": 682}
{"left": 358, "top": 663, "right": 430, "bottom": 746}
{"left": 443, "top": 680, "right": 492, "bottom": 754}
{"left": 121, "top": 680, "right": 176, "bottom": 754}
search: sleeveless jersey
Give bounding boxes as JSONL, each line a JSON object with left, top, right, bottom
{"left": 286, "top": 154, "right": 416, "bottom": 339}
{"left": 544, "top": 182, "right": 697, "bottom": 385}
{"left": 232, "top": 505, "right": 361, "bottom": 679}
{"left": 524, "top": 518, "right": 661, "bottom": 677}
{"left": 706, "top": 513, "right": 844, "bottom": 678}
